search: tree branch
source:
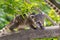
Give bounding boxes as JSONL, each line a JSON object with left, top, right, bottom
{"left": 0, "top": 26, "right": 60, "bottom": 40}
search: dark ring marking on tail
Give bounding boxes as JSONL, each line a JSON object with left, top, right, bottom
{"left": 5, "top": 27, "right": 7, "bottom": 30}
{"left": 3, "top": 30, "right": 4, "bottom": 32}
{"left": 49, "top": 0, "right": 60, "bottom": 9}
{"left": 2, "top": 33, "right": 5, "bottom": 35}
{"left": 45, "top": 0, "right": 60, "bottom": 15}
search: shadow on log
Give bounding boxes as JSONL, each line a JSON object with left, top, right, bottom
{"left": 0, "top": 26, "right": 60, "bottom": 40}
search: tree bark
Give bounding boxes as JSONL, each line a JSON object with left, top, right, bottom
{"left": 0, "top": 26, "right": 60, "bottom": 40}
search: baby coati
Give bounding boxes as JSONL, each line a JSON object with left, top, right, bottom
{"left": 0, "top": 13, "right": 44, "bottom": 33}
{"left": 0, "top": 12, "right": 57, "bottom": 37}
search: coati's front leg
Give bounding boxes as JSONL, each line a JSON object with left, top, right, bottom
{"left": 36, "top": 22, "right": 44, "bottom": 29}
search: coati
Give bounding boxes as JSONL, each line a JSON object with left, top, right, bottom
{"left": 10, "top": 13, "right": 45, "bottom": 31}
{"left": 0, "top": 13, "right": 44, "bottom": 36}
{"left": 45, "top": 0, "right": 60, "bottom": 15}
{"left": 0, "top": 12, "right": 57, "bottom": 37}
{"left": 4, "top": 14, "right": 38, "bottom": 32}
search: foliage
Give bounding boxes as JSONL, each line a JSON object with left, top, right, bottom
{"left": 0, "top": 0, "right": 60, "bottom": 29}
{"left": 33, "top": 37, "right": 58, "bottom": 40}
{"left": 0, "top": 0, "right": 60, "bottom": 40}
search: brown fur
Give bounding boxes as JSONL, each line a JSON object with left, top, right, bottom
{"left": 3, "top": 14, "right": 36, "bottom": 32}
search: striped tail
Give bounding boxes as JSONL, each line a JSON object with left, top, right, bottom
{"left": 45, "top": 0, "right": 60, "bottom": 15}
{"left": 0, "top": 26, "right": 12, "bottom": 37}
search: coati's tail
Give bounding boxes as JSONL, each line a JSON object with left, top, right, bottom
{"left": 0, "top": 26, "right": 12, "bottom": 37}
{"left": 45, "top": 0, "right": 60, "bottom": 15}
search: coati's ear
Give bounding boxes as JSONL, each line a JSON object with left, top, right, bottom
{"left": 30, "top": 15, "right": 35, "bottom": 18}
{"left": 23, "top": 14, "right": 27, "bottom": 18}
{"left": 30, "top": 15, "right": 35, "bottom": 19}
{"left": 31, "top": 12, "right": 35, "bottom": 15}
{"left": 30, "top": 12, "right": 36, "bottom": 18}
{"left": 23, "top": 14, "right": 26, "bottom": 16}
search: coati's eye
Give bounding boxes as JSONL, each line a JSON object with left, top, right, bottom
{"left": 30, "top": 15, "right": 35, "bottom": 18}
{"left": 30, "top": 12, "right": 36, "bottom": 18}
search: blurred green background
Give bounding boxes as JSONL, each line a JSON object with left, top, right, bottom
{"left": 0, "top": 0, "right": 60, "bottom": 40}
